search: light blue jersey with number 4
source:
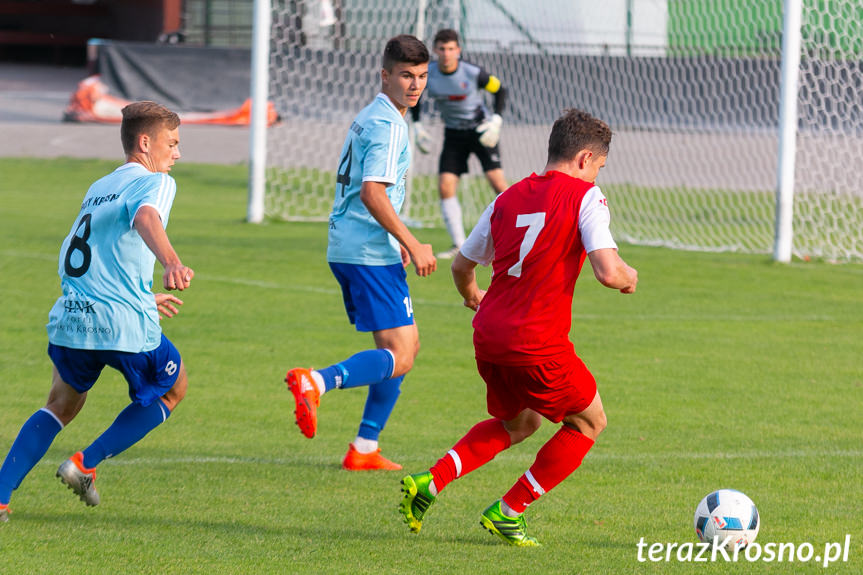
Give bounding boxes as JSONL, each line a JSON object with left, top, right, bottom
{"left": 327, "top": 93, "right": 410, "bottom": 266}
{"left": 46, "top": 162, "right": 176, "bottom": 353}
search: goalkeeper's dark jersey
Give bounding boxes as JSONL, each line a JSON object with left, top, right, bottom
{"left": 415, "top": 60, "right": 501, "bottom": 130}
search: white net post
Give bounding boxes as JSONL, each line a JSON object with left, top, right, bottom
{"left": 774, "top": 0, "right": 802, "bottom": 262}
{"left": 247, "top": 0, "right": 271, "bottom": 223}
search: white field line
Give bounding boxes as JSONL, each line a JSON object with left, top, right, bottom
{"left": 1, "top": 250, "right": 853, "bottom": 320}
{"left": 1, "top": 249, "right": 57, "bottom": 262}
{"left": 37, "top": 449, "right": 863, "bottom": 469}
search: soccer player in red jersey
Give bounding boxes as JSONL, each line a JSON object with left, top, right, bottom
{"left": 398, "top": 109, "right": 638, "bottom": 546}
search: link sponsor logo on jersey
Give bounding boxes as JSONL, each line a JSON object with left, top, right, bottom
{"left": 55, "top": 296, "right": 112, "bottom": 336}
{"left": 63, "top": 299, "right": 96, "bottom": 314}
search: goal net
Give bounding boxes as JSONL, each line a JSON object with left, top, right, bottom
{"left": 262, "top": 0, "right": 863, "bottom": 262}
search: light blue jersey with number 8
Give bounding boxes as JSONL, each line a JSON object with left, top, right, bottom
{"left": 46, "top": 162, "right": 176, "bottom": 353}
{"left": 327, "top": 93, "right": 410, "bottom": 266}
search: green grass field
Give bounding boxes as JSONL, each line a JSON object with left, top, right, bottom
{"left": 1, "top": 158, "right": 861, "bottom": 574}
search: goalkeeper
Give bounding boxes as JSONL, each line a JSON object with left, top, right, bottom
{"left": 410, "top": 29, "right": 508, "bottom": 259}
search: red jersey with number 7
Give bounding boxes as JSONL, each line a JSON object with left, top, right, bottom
{"left": 462, "top": 170, "right": 617, "bottom": 365}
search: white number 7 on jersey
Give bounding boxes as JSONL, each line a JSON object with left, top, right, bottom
{"left": 508, "top": 212, "right": 546, "bottom": 277}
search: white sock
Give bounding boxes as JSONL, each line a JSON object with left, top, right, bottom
{"left": 352, "top": 437, "right": 378, "bottom": 454}
{"left": 440, "top": 197, "right": 466, "bottom": 247}
{"left": 310, "top": 370, "right": 327, "bottom": 396}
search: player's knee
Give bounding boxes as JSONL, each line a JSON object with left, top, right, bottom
{"left": 581, "top": 409, "right": 607, "bottom": 439}
{"left": 384, "top": 329, "right": 420, "bottom": 378}
{"left": 161, "top": 363, "right": 188, "bottom": 412}
{"left": 504, "top": 412, "right": 542, "bottom": 444}
{"left": 594, "top": 409, "right": 608, "bottom": 435}
{"left": 44, "top": 399, "right": 83, "bottom": 426}
{"left": 400, "top": 354, "right": 417, "bottom": 376}
{"left": 563, "top": 408, "right": 607, "bottom": 440}
{"left": 518, "top": 415, "right": 542, "bottom": 442}
{"left": 390, "top": 348, "right": 416, "bottom": 378}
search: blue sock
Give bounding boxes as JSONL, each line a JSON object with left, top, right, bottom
{"left": 0, "top": 408, "right": 63, "bottom": 504}
{"left": 317, "top": 349, "right": 394, "bottom": 391}
{"left": 81, "top": 399, "right": 170, "bottom": 469}
{"left": 357, "top": 375, "right": 404, "bottom": 441}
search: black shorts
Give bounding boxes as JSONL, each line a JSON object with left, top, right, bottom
{"left": 439, "top": 127, "right": 502, "bottom": 176}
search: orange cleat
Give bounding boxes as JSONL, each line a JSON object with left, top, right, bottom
{"left": 342, "top": 443, "right": 402, "bottom": 471}
{"left": 285, "top": 368, "right": 320, "bottom": 438}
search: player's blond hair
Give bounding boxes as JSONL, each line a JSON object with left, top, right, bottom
{"left": 120, "top": 101, "right": 181, "bottom": 154}
{"left": 547, "top": 108, "right": 612, "bottom": 162}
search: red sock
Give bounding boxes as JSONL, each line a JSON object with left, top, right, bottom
{"left": 429, "top": 418, "right": 511, "bottom": 493}
{"left": 502, "top": 425, "right": 594, "bottom": 514}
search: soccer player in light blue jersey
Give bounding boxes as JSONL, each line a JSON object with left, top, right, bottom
{"left": 0, "top": 102, "right": 194, "bottom": 522}
{"left": 286, "top": 35, "right": 437, "bottom": 471}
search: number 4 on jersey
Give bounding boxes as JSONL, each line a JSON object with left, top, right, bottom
{"left": 507, "top": 212, "right": 546, "bottom": 278}
{"left": 337, "top": 141, "right": 353, "bottom": 197}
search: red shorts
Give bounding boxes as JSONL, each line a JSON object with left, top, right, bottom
{"left": 476, "top": 354, "right": 597, "bottom": 423}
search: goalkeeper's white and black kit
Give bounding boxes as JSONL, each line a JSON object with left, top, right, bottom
{"left": 410, "top": 60, "right": 507, "bottom": 175}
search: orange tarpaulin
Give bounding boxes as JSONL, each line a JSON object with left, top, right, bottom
{"left": 64, "top": 75, "right": 278, "bottom": 126}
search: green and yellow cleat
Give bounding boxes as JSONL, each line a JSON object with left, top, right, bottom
{"left": 398, "top": 472, "right": 436, "bottom": 533}
{"left": 480, "top": 500, "right": 540, "bottom": 547}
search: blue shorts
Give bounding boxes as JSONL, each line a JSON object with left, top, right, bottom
{"left": 329, "top": 262, "right": 415, "bottom": 332}
{"left": 47, "top": 334, "right": 182, "bottom": 407}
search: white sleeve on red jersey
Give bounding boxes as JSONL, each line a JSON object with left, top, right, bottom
{"left": 460, "top": 197, "right": 497, "bottom": 265}
{"left": 579, "top": 186, "right": 618, "bottom": 253}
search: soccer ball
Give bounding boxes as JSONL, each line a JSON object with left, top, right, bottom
{"left": 693, "top": 489, "right": 760, "bottom": 551}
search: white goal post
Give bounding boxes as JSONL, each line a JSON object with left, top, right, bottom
{"left": 248, "top": 0, "right": 863, "bottom": 263}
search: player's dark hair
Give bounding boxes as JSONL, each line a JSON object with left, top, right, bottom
{"left": 382, "top": 35, "right": 429, "bottom": 71}
{"left": 120, "top": 101, "right": 181, "bottom": 154}
{"left": 547, "top": 108, "right": 611, "bottom": 163}
{"left": 433, "top": 29, "right": 459, "bottom": 46}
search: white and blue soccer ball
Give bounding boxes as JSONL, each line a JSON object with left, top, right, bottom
{"left": 693, "top": 489, "right": 760, "bottom": 551}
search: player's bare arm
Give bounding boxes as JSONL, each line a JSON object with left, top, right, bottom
{"left": 134, "top": 206, "right": 195, "bottom": 291}
{"left": 399, "top": 245, "right": 411, "bottom": 268}
{"left": 154, "top": 293, "right": 183, "bottom": 319}
{"left": 360, "top": 180, "right": 437, "bottom": 277}
{"left": 587, "top": 248, "right": 638, "bottom": 293}
{"left": 451, "top": 252, "right": 486, "bottom": 310}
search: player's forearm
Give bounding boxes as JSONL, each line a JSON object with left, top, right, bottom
{"left": 135, "top": 207, "right": 194, "bottom": 290}
{"left": 588, "top": 248, "right": 638, "bottom": 292}
{"left": 452, "top": 253, "right": 483, "bottom": 309}
{"left": 606, "top": 261, "right": 637, "bottom": 292}
{"left": 360, "top": 182, "right": 421, "bottom": 253}
{"left": 134, "top": 206, "right": 182, "bottom": 267}
{"left": 492, "top": 85, "right": 506, "bottom": 115}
